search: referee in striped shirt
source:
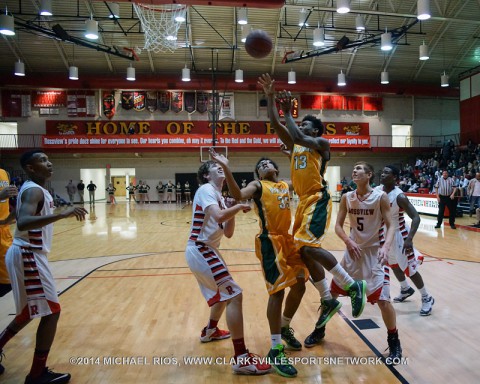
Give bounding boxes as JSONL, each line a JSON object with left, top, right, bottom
{"left": 434, "top": 170, "right": 458, "bottom": 229}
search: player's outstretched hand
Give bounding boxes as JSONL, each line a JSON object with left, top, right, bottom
{"left": 276, "top": 90, "right": 293, "bottom": 114}
{"left": 258, "top": 73, "right": 275, "bottom": 96}
{"left": 209, "top": 147, "right": 229, "bottom": 168}
{"left": 62, "top": 206, "right": 88, "bottom": 221}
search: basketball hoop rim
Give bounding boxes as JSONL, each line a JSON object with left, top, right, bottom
{"left": 136, "top": 4, "right": 187, "bottom": 13}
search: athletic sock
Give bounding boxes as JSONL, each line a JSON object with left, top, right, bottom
{"left": 313, "top": 278, "right": 332, "bottom": 300}
{"left": 329, "top": 263, "right": 354, "bottom": 288}
{"left": 271, "top": 334, "right": 282, "bottom": 348}
{"left": 232, "top": 338, "right": 247, "bottom": 357}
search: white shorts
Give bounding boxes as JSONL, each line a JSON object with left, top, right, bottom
{"left": 388, "top": 231, "right": 419, "bottom": 277}
{"left": 333, "top": 246, "right": 390, "bottom": 303}
{"left": 6, "top": 245, "right": 60, "bottom": 320}
{"left": 185, "top": 242, "right": 242, "bottom": 307}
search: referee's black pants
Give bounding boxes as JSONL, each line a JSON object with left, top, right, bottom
{"left": 437, "top": 195, "right": 456, "bottom": 226}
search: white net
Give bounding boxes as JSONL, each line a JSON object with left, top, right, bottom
{"left": 133, "top": 4, "right": 187, "bottom": 53}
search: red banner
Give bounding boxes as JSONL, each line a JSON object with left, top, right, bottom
{"left": 45, "top": 120, "right": 370, "bottom": 136}
{"left": 32, "top": 91, "right": 67, "bottom": 107}
{"left": 42, "top": 134, "right": 371, "bottom": 149}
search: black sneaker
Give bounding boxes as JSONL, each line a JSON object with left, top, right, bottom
{"left": 25, "top": 367, "right": 71, "bottom": 384}
{"left": 385, "top": 333, "right": 402, "bottom": 366}
{"left": 0, "top": 349, "right": 4, "bottom": 375}
{"left": 347, "top": 280, "right": 367, "bottom": 318}
{"left": 304, "top": 326, "right": 325, "bottom": 348}
{"left": 267, "top": 344, "right": 297, "bottom": 378}
{"left": 393, "top": 286, "right": 415, "bottom": 303}
{"left": 280, "top": 326, "right": 302, "bottom": 351}
{"left": 316, "top": 298, "right": 342, "bottom": 328}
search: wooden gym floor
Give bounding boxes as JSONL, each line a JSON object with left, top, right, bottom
{"left": 0, "top": 199, "right": 478, "bottom": 383}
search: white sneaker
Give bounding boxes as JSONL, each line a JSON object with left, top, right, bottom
{"left": 420, "top": 295, "right": 434, "bottom": 316}
{"left": 232, "top": 352, "right": 271, "bottom": 375}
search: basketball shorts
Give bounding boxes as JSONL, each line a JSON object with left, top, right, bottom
{"left": 185, "top": 242, "right": 242, "bottom": 307}
{"left": 331, "top": 246, "right": 391, "bottom": 304}
{"left": 387, "top": 231, "right": 419, "bottom": 277}
{"left": 255, "top": 232, "right": 308, "bottom": 295}
{"left": 0, "top": 225, "right": 13, "bottom": 285}
{"left": 293, "top": 191, "right": 332, "bottom": 249}
{"left": 6, "top": 245, "right": 61, "bottom": 321}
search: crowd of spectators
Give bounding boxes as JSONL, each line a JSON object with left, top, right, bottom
{"left": 396, "top": 139, "right": 480, "bottom": 200}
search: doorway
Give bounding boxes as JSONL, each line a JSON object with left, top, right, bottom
{"left": 112, "top": 176, "right": 126, "bottom": 198}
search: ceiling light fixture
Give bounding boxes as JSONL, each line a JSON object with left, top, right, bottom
{"left": 337, "top": 0, "right": 351, "bottom": 14}
{"left": 417, "top": 0, "right": 431, "bottom": 21}
{"left": 338, "top": 70, "right": 346, "bottom": 86}
{"left": 381, "top": 71, "right": 389, "bottom": 84}
{"left": 40, "top": 0, "right": 53, "bottom": 16}
{"left": 108, "top": 3, "right": 120, "bottom": 19}
{"left": 355, "top": 14, "right": 365, "bottom": 32}
{"left": 0, "top": 13, "right": 15, "bottom": 36}
{"left": 235, "top": 69, "right": 243, "bottom": 83}
{"left": 182, "top": 65, "right": 191, "bottom": 81}
{"left": 69, "top": 66, "right": 79, "bottom": 80}
{"left": 441, "top": 71, "right": 449, "bottom": 87}
{"left": 298, "top": 8, "right": 308, "bottom": 27}
{"left": 127, "top": 64, "right": 135, "bottom": 81}
{"left": 85, "top": 18, "right": 98, "bottom": 40}
{"left": 419, "top": 41, "right": 429, "bottom": 60}
{"left": 313, "top": 27, "right": 325, "bottom": 47}
{"left": 381, "top": 31, "right": 392, "bottom": 51}
{"left": 237, "top": 7, "right": 248, "bottom": 25}
{"left": 241, "top": 24, "right": 252, "bottom": 43}
{"left": 288, "top": 70, "right": 296, "bottom": 84}
{"left": 14, "top": 60, "right": 25, "bottom": 76}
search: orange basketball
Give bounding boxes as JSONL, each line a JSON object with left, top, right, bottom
{"left": 245, "top": 30, "right": 273, "bottom": 59}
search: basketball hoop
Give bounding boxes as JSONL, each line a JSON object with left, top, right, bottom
{"left": 133, "top": 3, "right": 187, "bottom": 53}
{"left": 200, "top": 146, "right": 228, "bottom": 163}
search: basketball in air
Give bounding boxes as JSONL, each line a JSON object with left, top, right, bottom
{"left": 245, "top": 30, "right": 273, "bottom": 59}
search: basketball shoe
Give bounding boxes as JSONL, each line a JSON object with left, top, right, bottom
{"left": 386, "top": 333, "right": 402, "bottom": 366}
{"left": 420, "top": 295, "right": 435, "bottom": 316}
{"left": 347, "top": 280, "right": 367, "bottom": 318}
{"left": 24, "top": 367, "right": 71, "bottom": 384}
{"left": 200, "top": 327, "right": 231, "bottom": 343}
{"left": 232, "top": 351, "right": 271, "bottom": 375}
{"left": 304, "top": 326, "right": 326, "bottom": 348}
{"left": 393, "top": 287, "right": 415, "bottom": 303}
{"left": 0, "top": 350, "right": 4, "bottom": 375}
{"left": 280, "top": 326, "right": 302, "bottom": 350}
{"left": 316, "top": 299, "right": 342, "bottom": 329}
{"left": 267, "top": 344, "right": 297, "bottom": 378}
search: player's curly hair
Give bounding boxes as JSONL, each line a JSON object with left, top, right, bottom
{"left": 302, "top": 114, "right": 324, "bottom": 136}
{"left": 197, "top": 160, "right": 216, "bottom": 185}
{"left": 254, "top": 158, "right": 279, "bottom": 179}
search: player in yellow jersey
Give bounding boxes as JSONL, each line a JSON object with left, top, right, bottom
{"left": 259, "top": 74, "right": 367, "bottom": 347}
{"left": 210, "top": 148, "right": 306, "bottom": 377}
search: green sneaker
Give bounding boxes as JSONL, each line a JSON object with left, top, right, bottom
{"left": 316, "top": 298, "right": 342, "bottom": 329}
{"left": 281, "top": 326, "right": 302, "bottom": 351}
{"left": 267, "top": 344, "right": 297, "bottom": 378}
{"left": 347, "top": 280, "right": 367, "bottom": 318}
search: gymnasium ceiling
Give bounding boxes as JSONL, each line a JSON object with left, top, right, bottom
{"left": 1, "top": 0, "right": 479, "bottom": 96}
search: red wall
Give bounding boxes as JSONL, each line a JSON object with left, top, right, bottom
{"left": 460, "top": 94, "right": 480, "bottom": 144}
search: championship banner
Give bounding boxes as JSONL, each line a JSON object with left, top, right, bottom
{"left": 32, "top": 90, "right": 67, "bottom": 108}
{"left": 183, "top": 92, "right": 196, "bottom": 113}
{"left": 102, "top": 92, "right": 116, "bottom": 120}
{"left": 158, "top": 91, "right": 171, "bottom": 113}
{"left": 67, "top": 91, "right": 95, "bottom": 117}
{"left": 1, "top": 90, "right": 31, "bottom": 117}
{"left": 219, "top": 93, "right": 234, "bottom": 120}
{"left": 42, "top": 134, "right": 371, "bottom": 149}
{"left": 146, "top": 91, "right": 158, "bottom": 113}
{"left": 196, "top": 92, "right": 209, "bottom": 114}
{"left": 171, "top": 91, "right": 183, "bottom": 113}
{"left": 121, "top": 91, "right": 134, "bottom": 110}
{"left": 133, "top": 91, "right": 146, "bottom": 112}
{"left": 363, "top": 96, "right": 383, "bottom": 111}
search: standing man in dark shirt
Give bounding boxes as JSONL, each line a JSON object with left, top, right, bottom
{"left": 86, "top": 180, "right": 97, "bottom": 206}
{"left": 434, "top": 170, "right": 457, "bottom": 229}
{"left": 77, "top": 180, "right": 85, "bottom": 204}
